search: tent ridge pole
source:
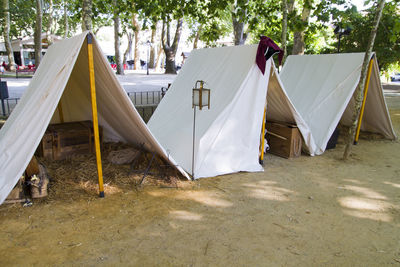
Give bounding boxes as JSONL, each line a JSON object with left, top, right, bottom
{"left": 87, "top": 33, "right": 105, "bottom": 197}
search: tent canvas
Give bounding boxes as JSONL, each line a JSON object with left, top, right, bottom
{"left": 148, "top": 44, "right": 311, "bottom": 179}
{"left": 0, "top": 31, "right": 186, "bottom": 204}
{"left": 280, "top": 53, "right": 396, "bottom": 156}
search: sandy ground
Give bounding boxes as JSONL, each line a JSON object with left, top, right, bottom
{"left": 1, "top": 97, "right": 400, "bottom": 266}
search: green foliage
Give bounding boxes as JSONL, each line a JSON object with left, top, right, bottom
{"left": 185, "top": 0, "right": 285, "bottom": 46}
{"left": 4, "top": 0, "right": 36, "bottom": 39}
{"left": 185, "top": 5, "right": 232, "bottom": 47}
{"left": 336, "top": 1, "right": 400, "bottom": 71}
{"left": 1, "top": 0, "right": 398, "bottom": 74}
{"left": 134, "top": 0, "right": 228, "bottom": 47}
{"left": 247, "top": 0, "right": 283, "bottom": 44}
{"left": 69, "top": 0, "right": 114, "bottom": 33}
{"left": 247, "top": 0, "right": 336, "bottom": 54}
{"left": 134, "top": 0, "right": 200, "bottom": 22}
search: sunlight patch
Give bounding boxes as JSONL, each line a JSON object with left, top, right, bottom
{"left": 174, "top": 191, "right": 233, "bottom": 207}
{"left": 384, "top": 181, "right": 400, "bottom": 189}
{"left": 169, "top": 210, "right": 203, "bottom": 221}
{"left": 147, "top": 191, "right": 167, "bottom": 197}
{"left": 338, "top": 196, "right": 390, "bottom": 212}
{"left": 79, "top": 181, "right": 122, "bottom": 194}
{"left": 147, "top": 190, "right": 233, "bottom": 207}
{"left": 342, "top": 179, "right": 363, "bottom": 185}
{"left": 243, "top": 181, "right": 294, "bottom": 201}
{"left": 343, "top": 209, "right": 392, "bottom": 222}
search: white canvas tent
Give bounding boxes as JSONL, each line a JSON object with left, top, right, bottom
{"left": 0, "top": 31, "right": 186, "bottom": 204}
{"left": 148, "top": 45, "right": 312, "bottom": 179}
{"left": 280, "top": 53, "right": 396, "bottom": 156}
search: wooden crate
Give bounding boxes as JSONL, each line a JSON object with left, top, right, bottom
{"left": 4, "top": 177, "right": 26, "bottom": 203}
{"left": 37, "top": 121, "right": 102, "bottom": 160}
{"left": 38, "top": 132, "right": 53, "bottom": 160}
{"left": 265, "top": 121, "right": 302, "bottom": 159}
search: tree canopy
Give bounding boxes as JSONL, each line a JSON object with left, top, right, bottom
{"left": 336, "top": 0, "right": 400, "bottom": 71}
{"left": 0, "top": 0, "right": 399, "bottom": 72}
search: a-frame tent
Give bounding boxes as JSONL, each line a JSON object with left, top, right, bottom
{"left": 0, "top": 31, "right": 186, "bottom": 204}
{"left": 280, "top": 53, "right": 396, "bottom": 156}
{"left": 148, "top": 44, "right": 312, "bottom": 179}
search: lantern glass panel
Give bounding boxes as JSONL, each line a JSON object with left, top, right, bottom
{"left": 192, "top": 89, "right": 200, "bottom": 106}
{"left": 201, "top": 89, "right": 210, "bottom": 108}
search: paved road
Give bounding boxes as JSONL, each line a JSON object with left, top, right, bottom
{"left": 118, "top": 71, "right": 176, "bottom": 94}
{"left": 382, "top": 82, "right": 400, "bottom": 97}
{"left": 2, "top": 70, "right": 177, "bottom": 98}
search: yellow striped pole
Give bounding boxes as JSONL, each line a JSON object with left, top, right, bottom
{"left": 354, "top": 58, "right": 374, "bottom": 145}
{"left": 259, "top": 104, "right": 267, "bottom": 165}
{"left": 87, "top": 33, "right": 104, "bottom": 197}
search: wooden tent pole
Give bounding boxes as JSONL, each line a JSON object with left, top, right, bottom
{"left": 354, "top": 58, "right": 374, "bottom": 145}
{"left": 87, "top": 33, "right": 104, "bottom": 198}
{"left": 57, "top": 102, "right": 64, "bottom": 123}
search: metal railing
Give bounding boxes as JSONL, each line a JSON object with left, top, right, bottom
{"left": 127, "top": 91, "right": 162, "bottom": 106}
{"left": 1, "top": 91, "right": 165, "bottom": 122}
{"left": 127, "top": 91, "right": 163, "bottom": 122}
{"left": 1, "top": 98, "right": 19, "bottom": 117}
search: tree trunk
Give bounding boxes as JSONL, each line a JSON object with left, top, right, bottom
{"left": 288, "top": 0, "right": 296, "bottom": 12}
{"left": 232, "top": 19, "right": 247, "bottom": 45}
{"left": 155, "top": 41, "right": 163, "bottom": 71}
{"left": 281, "top": 0, "right": 288, "bottom": 64}
{"left": 34, "top": 0, "right": 43, "bottom": 68}
{"left": 132, "top": 14, "right": 140, "bottom": 70}
{"left": 162, "top": 19, "right": 183, "bottom": 74}
{"left": 2, "top": 0, "right": 16, "bottom": 71}
{"left": 123, "top": 32, "right": 133, "bottom": 66}
{"left": 64, "top": 0, "right": 69, "bottom": 38}
{"left": 292, "top": 32, "right": 305, "bottom": 55}
{"left": 46, "top": 0, "right": 54, "bottom": 45}
{"left": 193, "top": 25, "right": 202, "bottom": 49}
{"left": 148, "top": 26, "right": 157, "bottom": 68}
{"left": 113, "top": 1, "right": 123, "bottom": 75}
{"left": 343, "top": 0, "right": 386, "bottom": 160}
{"left": 232, "top": 1, "right": 249, "bottom": 45}
{"left": 164, "top": 57, "right": 175, "bottom": 73}
{"left": 82, "top": 0, "right": 92, "bottom": 32}
{"left": 292, "top": 0, "right": 312, "bottom": 55}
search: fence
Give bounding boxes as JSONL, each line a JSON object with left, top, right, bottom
{"left": 0, "top": 91, "right": 163, "bottom": 122}
{"left": 0, "top": 98, "right": 19, "bottom": 117}
{"left": 127, "top": 91, "right": 163, "bottom": 122}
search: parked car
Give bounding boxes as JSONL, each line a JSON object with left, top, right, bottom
{"left": 391, "top": 72, "right": 400, "bottom": 81}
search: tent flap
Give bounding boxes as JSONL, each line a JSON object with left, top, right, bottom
{"left": 280, "top": 53, "right": 396, "bottom": 156}
{"left": 0, "top": 31, "right": 187, "bottom": 205}
{"left": 148, "top": 45, "right": 311, "bottom": 179}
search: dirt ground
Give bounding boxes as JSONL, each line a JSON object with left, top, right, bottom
{"left": 1, "top": 96, "right": 400, "bottom": 266}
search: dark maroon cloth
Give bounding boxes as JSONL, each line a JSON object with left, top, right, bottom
{"left": 256, "top": 36, "right": 284, "bottom": 75}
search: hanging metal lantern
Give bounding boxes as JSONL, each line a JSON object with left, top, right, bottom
{"left": 192, "top": 80, "right": 210, "bottom": 110}
{"left": 191, "top": 80, "right": 211, "bottom": 179}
